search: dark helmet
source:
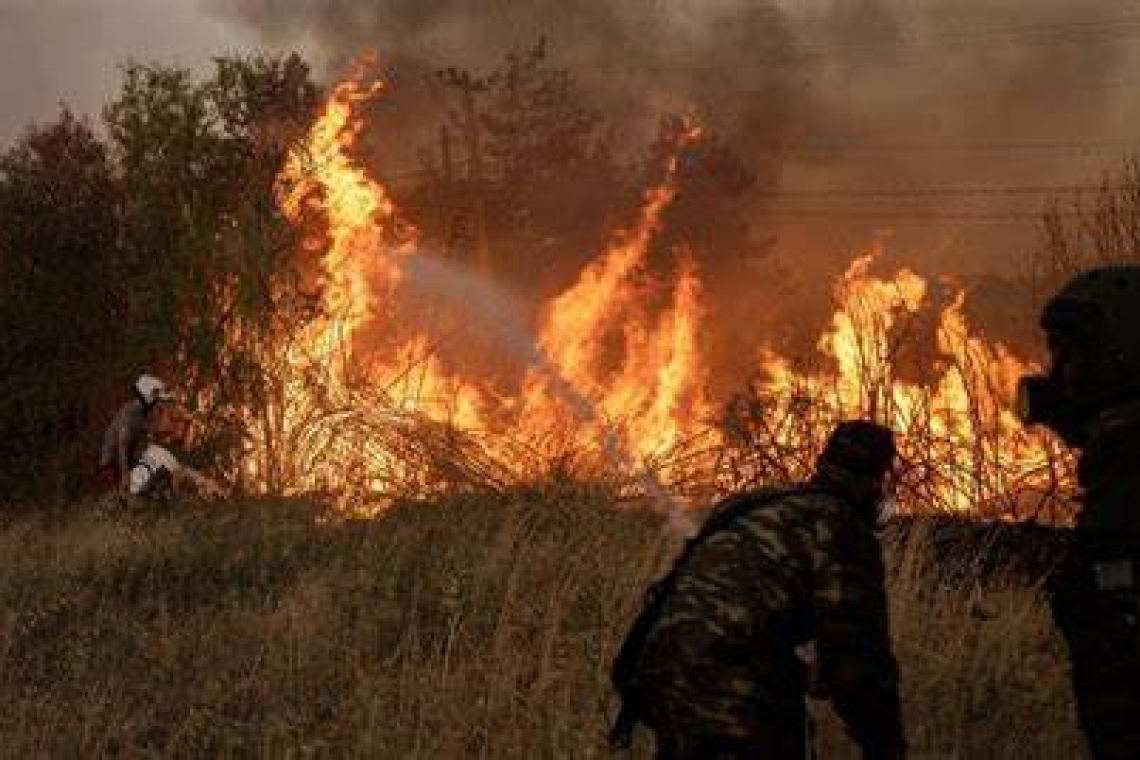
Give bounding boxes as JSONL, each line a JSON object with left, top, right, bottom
{"left": 813, "top": 421, "right": 898, "bottom": 524}
{"left": 1018, "top": 265, "right": 1140, "bottom": 445}
{"left": 816, "top": 420, "right": 897, "bottom": 480}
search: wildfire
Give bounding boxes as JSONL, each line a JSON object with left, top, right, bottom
{"left": 239, "top": 60, "right": 1073, "bottom": 519}
{"left": 522, "top": 124, "right": 710, "bottom": 462}
{"left": 244, "top": 58, "right": 490, "bottom": 500}
{"left": 747, "top": 251, "right": 1071, "bottom": 517}
{"left": 278, "top": 57, "right": 401, "bottom": 359}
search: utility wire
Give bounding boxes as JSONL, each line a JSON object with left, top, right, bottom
{"left": 757, "top": 184, "right": 1126, "bottom": 198}
{"left": 757, "top": 140, "right": 1140, "bottom": 154}
{"left": 793, "top": 15, "right": 1140, "bottom": 55}
{"left": 675, "top": 18, "right": 1140, "bottom": 70}
{"left": 882, "top": 78, "right": 1140, "bottom": 105}
{"left": 760, "top": 209, "right": 1071, "bottom": 221}
{"left": 806, "top": 13, "right": 1140, "bottom": 40}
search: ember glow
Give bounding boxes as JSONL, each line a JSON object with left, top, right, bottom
{"left": 240, "top": 62, "right": 1072, "bottom": 517}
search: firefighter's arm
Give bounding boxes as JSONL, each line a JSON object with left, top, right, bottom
{"left": 813, "top": 520, "right": 906, "bottom": 759}
{"left": 116, "top": 425, "right": 132, "bottom": 490}
{"left": 172, "top": 465, "right": 226, "bottom": 499}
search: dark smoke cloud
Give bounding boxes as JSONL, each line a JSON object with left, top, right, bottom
{"left": 203, "top": 0, "right": 806, "bottom": 161}
{"left": 5, "top": 0, "right": 1135, "bottom": 288}
{"left": 0, "top": 0, "right": 1129, "bottom": 383}
{"left": 204, "top": 0, "right": 1140, "bottom": 254}
{"left": 203, "top": 0, "right": 1140, "bottom": 350}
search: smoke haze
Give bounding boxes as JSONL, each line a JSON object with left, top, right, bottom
{"left": 191, "top": 0, "right": 1140, "bottom": 355}
{"left": 4, "top": 0, "right": 1139, "bottom": 346}
{"left": 0, "top": 0, "right": 253, "bottom": 144}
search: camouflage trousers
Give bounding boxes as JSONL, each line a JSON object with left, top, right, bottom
{"left": 647, "top": 705, "right": 809, "bottom": 760}
{"left": 651, "top": 731, "right": 807, "bottom": 760}
{"left": 1051, "top": 560, "right": 1140, "bottom": 760}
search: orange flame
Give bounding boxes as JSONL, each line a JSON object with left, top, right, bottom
{"left": 522, "top": 124, "right": 708, "bottom": 460}
{"left": 753, "top": 251, "right": 1070, "bottom": 516}
{"left": 238, "top": 62, "right": 1071, "bottom": 518}
{"left": 278, "top": 58, "right": 405, "bottom": 361}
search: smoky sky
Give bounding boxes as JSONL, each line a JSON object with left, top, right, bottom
{"left": 201, "top": 0, "right": 807, "bottom": 158}
{"left": 4, "top": 0, "right": 1139, "bottom": 310}
{"left": 0, "top": 0, "right": 252, "bottom": 145}
{"left": 199, "top": 0, "right": 1140, "bottom": 284}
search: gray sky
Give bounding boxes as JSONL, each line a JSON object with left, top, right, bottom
{"left": 0, "top": 0, "right": 255, "bottom": 145}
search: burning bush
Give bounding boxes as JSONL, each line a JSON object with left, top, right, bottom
{"left": 0, "top": 50, "right": 1090, "bottom": 519}
{"left": 230, "top": 59, "right": 1073, "bottom": 523}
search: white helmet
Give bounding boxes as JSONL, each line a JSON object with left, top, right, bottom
{"left": 135, "top": 374, "right": 175, "bottom": 405}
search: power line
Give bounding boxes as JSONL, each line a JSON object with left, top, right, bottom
{"left": 760, "top": 209, "right": 1072, "bottom": 221}
{"left": 758, "top": 140, "right": 1140, "bottom": 154}
{"left": 792, "top": 15, "right": 1140, "bottom": 56}
{"left": 888, "top": 78, "right": 1140, "bottom": 106}
{"left": 759, "top": 183, "right": 1124, "bottom": 199}
{"left": 666, "top": 20, "right": 1140, "bottom": 73}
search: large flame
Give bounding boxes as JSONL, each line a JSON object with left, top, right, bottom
{"left": 239, "top": 61, "right": 1072, "bottom": 518}
{"left": 244, "top": 60, "right": 487, "bottom": 499}
{"left": 521, "top": 124, "right": 709, "bottom": 462}
{"left": 749, "top": 251, "right": 1070, "bottom": 517}
{"left": 278, "top": 60, "right": 401, "bottom": 360}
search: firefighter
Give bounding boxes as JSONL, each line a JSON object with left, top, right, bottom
{"left": 1017, "top": 265, "right": 1140, "bottom": 759}
{"left": 98, "top": 374, "right": 175, "bottom": 492}
{"left": 614, "top": 421, "right": 906, "bottom": 759}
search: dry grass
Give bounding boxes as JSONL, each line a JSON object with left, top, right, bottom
{"left": 0, "top": 490, "right": 1082, "bottom": 758}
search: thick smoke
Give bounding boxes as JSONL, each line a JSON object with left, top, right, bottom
{"left": 204, "top": 0, "right": 1140, "bottom": 349}
{"left": 203, "top": 1, "right": 806, "bottom": 174}
{"left": 6, "top": 1, "right": 1137, "bottom": 287}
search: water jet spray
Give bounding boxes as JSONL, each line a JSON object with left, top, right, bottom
{"left": 402, "top": 252, "right": 697, "bottom": 535}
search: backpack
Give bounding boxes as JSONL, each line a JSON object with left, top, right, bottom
{"left": 608, "top": 486, "right": 815, "bottom": 749}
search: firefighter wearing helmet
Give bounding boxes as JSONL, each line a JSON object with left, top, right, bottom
{"left": 610, "top": 421, "right": 905, "bottom": 758}
{"left": 98, "top": 374, "right": 175, "bottom": 493}
{"left": 1018, "top": 265, "right": 1140, "bottom": 759}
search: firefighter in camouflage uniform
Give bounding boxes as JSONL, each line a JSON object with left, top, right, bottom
{"left": 1018, "top": 265, "right": 1140, "bottom": 759}
{"left": 620, "top": 421, "right": 906, "bottom": 759}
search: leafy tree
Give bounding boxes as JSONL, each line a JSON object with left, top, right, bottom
{"left": 478, "top": 39, "right": 625, "bottom": 294}
{"left": 636, "top": 115, "right": 772, "bottom": 390}
{"left": 0, "top": 112, "right": 124, "bottom": 500}
{"left": 404, "top": 41, "right": 624, "bottom": 298}
{"left": 643, "top": 116, "right": 761, "bottom": 271}
{"left": 0, "top": 54, "right": 320, "bottom": 502}
{"left": 103, "top": 54, "right": 320, "bottom": 479}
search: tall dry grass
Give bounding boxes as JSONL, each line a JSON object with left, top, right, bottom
{"left": 0, "top": 490, "right": 1081, "bottom": 758}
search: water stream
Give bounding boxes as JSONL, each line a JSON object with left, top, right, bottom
{"left": 401, "top": 252, "right": 695, "bottom": 533}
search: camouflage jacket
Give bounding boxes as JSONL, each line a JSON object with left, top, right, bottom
{"left": 636, "top": 487, "right": 905, "bottom": 756}
{"left": 1073, "top": 422, "right": 1140, "bottom": 556}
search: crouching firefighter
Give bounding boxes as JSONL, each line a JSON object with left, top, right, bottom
{"left": 610, "top": 421, "right": 906, "bottom": 759}
{"left": 98, "top": 374, "right": 176, "bottom": 492}
{"left": 1017, "top": 265, "right": 1140, "bottom": 759}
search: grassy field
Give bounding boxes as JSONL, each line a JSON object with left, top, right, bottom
{"left": 0, "top": 489, "right": 1083, "bottom": 758}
